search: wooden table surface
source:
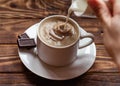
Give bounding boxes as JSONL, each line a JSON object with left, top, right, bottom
{"left": 0, "top": 0, "right": 120, "bottom": 86}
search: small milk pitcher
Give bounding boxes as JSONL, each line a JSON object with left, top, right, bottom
{"left": 70, "top": 0, "right": 88, "bottom": 16}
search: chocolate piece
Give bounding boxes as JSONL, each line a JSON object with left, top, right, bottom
{"left": 18, "top": 33, "right": 29, "bottom": 39}
{"left": 17, "top": 38, "right": 36, "bottom": 48}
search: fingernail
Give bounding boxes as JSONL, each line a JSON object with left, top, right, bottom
{"left": 88, "top": 0, "right": 99, "bottom": 12}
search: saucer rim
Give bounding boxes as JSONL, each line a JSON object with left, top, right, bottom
{"left": 18, "top": 23, "right": 96, "bottom": 80}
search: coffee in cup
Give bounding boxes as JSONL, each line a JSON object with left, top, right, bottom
{"left": 38, "top": 17, "right": 79, "bottom": 48}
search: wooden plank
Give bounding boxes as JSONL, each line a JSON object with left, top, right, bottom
{"left": 0, "top": 56, "right": 26, "bottom": 72}
{"left": 0, "top": 0, "right": 70, "bottom": 19}
{"left": 0, "top": 45, "right": 118, "bottom": 73}
{"left": 0, "top": 45, "right": 108, "bottom": 57}
{"left": 0, "top": 45, "right": 108, "bottom": 58}
{"left": 0, "top": 19, "right": 102, "bottom": 44}
{"left": 0, "top": 45, "right": 18, "bottom": 57}
{"left": 0, "top": 73, "right": 119, "bottom": 86}
{"left": 72, "top": 17, "right": 100, "bottom": 28}
{"left": 76, "top": 73, "right": 120, "bottom": 86}
{"left": 0, "top": 19, "right": 39, "bottom": 44}
{"left": 90, "top": 56, "right": 118, "bottom": 73}
{"left": 0, "top": 0, "right": 96, "bottom": 19}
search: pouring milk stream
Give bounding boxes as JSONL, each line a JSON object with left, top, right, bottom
{"left": 64, "top": 0, "right": 88, "bottom": 30}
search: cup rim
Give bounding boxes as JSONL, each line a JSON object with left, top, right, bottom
{"left": 37, "top": 15, "right": 80, "bottom": 49}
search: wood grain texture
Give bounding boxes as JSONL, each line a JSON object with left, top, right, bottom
{"left": 0, "top": 45, "right": 108, "bottom": 57}
{"left": 0, "top": 0, "right": 120, "bottom": 85}
{"left": 0, "top": 45, "right": 118, "bottom": 73}
{"left": 0, "top": 0, "right": 70, "bottom": 19}
{"left": 0, "top": 19, "right": 39, "bottom": 44}
{"left": 0, "top": 73, "right": 120, "bottom": 86}
{"left": 0, "top": 19, "right": 102, "bottom": 44}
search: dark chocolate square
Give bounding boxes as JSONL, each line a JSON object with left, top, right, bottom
{"left": 18, "top": 33, "right": 29, "bottom": 39}
{"left": 17, "top": 38, "right": 36, "bottom": 48}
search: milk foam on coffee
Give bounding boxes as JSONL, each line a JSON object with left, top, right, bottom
{"left": 39, "top": 18, "right": 78, "bottom": 47}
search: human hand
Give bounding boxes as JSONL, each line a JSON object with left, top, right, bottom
{"left": 88, "top": 0, "right": 120, "bottom": 66}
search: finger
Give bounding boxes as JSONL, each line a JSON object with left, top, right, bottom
{"left": 87, "top": 0, "right": 101, "bottom": 16}
{"left": 105, "top": 0, "right": 113, "bottom": 16}
{"left": 88, "top": 0, "right": 111, "bottom": 25}
{"left": 111, "top": 0, "right": 120, "bottom": 16}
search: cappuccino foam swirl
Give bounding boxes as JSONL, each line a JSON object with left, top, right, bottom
{"left": 49, "top": 23, "right": 73, "bottom": 41}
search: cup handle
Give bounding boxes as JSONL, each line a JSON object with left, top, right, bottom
{"left": 79, "top": 33, "right": 94, "bottom": 49}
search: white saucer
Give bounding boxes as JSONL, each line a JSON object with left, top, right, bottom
{"left": 18, "top": 23, "right": 96, "bottom": 80}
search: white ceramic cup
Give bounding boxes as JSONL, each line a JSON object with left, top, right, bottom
{"left": 37, "top": 15, "right": 94, "bottom": 67}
